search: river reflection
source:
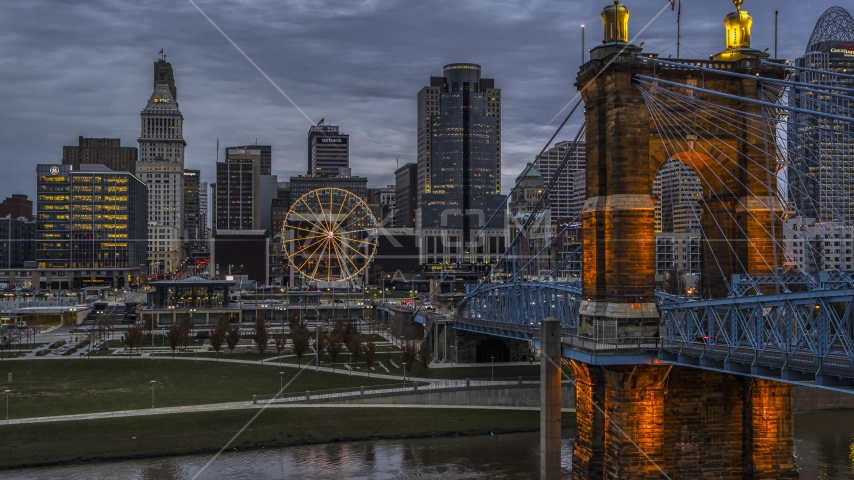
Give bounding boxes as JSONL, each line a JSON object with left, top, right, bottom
{"left": 795, "top": 410, "right": 854, "bottom": 480}
{"left": 7, "top": 432, "right": 575, "bottom": 480}
{"left": 7, "top": 410, "right": 854, "bottom": 479}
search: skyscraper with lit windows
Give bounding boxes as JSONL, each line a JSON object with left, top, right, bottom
{"left": 416, "top": 63, "right": 506, "bottom": 270}
{"left": 35, "top": 164, "right": 147, "bottom": 286}
{"left": 136, "top": 57, "right": 186, "bottom": 275}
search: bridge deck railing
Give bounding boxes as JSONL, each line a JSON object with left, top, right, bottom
{"left": 562, "top": 335, "right": 661, "bottom": 352}
{"left": 662, "top": 340, "right": 854, "bottom": 376}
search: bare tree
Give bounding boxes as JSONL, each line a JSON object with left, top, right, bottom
{"left": 253, "top": 317, "right": 269, "bottom": 355}
{"left": 210, "top": 317, "right": 227, "bottom": 361}
{"left": 313, "top": 327, "right": 327, "bottom": 361}
{"left": 273, "top": 332, "right": 287, "bottom": 365}
{"left": 327, "top": 332, "right": 344, "bottom": 369}
{"left": 417, "top": 341, "right": 432, "bottom": 369}
{"left": 179, "top": 315, "right": 192, "bottom": 351}
{"left": 166, "top": 323, "right": 181, "bottom": 359}
{"left": 345, "top": 332, "right": 362, "bottom": 366}
{"left": 401, "top": 341, "right": 417, "bottom": 373}
{"left": 363, "top": 341, "right": 376, "bottom": 377}
{"left": 225, "top": 325, "right": 240, "bottom": 354}
{"left": 290, "top": 325, "right": 310, "bottom": 368}
{"left": 125, "top": 325, "right": 143, "bottom": 355}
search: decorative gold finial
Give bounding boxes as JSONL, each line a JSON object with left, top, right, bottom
{"left": 601, "top": 1, "right": 630, "bottom": 44}
{"left": 734, "top": 0, "right": 743, "bottom": 11}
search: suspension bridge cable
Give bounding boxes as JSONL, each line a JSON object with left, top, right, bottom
{"left": 644, "top": 85, "right": 798, "bottom": 281}
{"left": 637, "top": 77, "right": 854, "bottom": 217}
{"left": 475, "top": 125, "right": 586, "bottom": 291}
{"left": 639, "top": 83, "right": 849, "bottom": 279}
{"left": 412, "top": 100, "right": 584, "bottom": 318}
{"left": 762, "top": 59, "right": 854, "bottom": 81}
{"left": 642, "top": 87, "right": 797, "bottom": 275}
{"left": 643, "top": 78, "right": 854, "bottom": 241}
{"left": 640, "top": 56, "right": 854, "bottom": 97}
{"left": 641, "top": 90, "right": 748, "bottom": 294}
{"left": 635, "top": 74, "right": 854, "bottom": 125}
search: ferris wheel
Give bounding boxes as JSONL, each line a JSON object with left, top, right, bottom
{"left": 282, "top": 187, "right": 378, "bottom": 282}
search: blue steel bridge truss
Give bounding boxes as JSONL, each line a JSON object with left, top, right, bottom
{"left": 657, "top": 273, "right": 854, "bottom": 386}
{"left": 452, "top": 55, "right": 854, "bottom": 388}
{"left": 463, "top": 281, "right": 581, "bottom": 329}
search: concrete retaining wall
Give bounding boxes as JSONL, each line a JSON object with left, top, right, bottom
{"left": 307, "top": 383, "right": 576, "bottom": 409}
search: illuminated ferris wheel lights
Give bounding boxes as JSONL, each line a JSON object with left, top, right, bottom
{"left": 283, "top": 187, "right": 377, "bottom": 282}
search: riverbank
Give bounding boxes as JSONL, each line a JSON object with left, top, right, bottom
{"left": 0, "top": 406, "right": 577, "bottom": 470}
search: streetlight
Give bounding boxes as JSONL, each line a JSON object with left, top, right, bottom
{"left": 408, "top": 274, "right": 421, "bottom": 300}
{"left": 4, "top": 390, "right": 9, "bottom": 423}
{"left": 279, "top": 371, "right": 284, "bottom": 393}
{"left": 195, "top": 339, "right": 199, "bottom": 361}
{"left": 402, "top": 362, "right": 407, "bottom": 384}
{"left": 449, "top": 345, "right": 454, "bottom": 368}
{"left": 490, "top": 356, "right": 495, "bottom": 381}
{"left": 150, "top": 381, "right": 156, "bottom": 408}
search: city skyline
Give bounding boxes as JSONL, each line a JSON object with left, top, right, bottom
{"left": 0, "top": 0, "right": 841, "bottom": 202}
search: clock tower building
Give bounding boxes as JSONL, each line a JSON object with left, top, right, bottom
{"left": 136, "top": 57, "right": 186, "bottom": 276}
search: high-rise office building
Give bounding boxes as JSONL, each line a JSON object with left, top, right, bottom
{"left": 270, "top": 182, "right": 291, "bottom": 241}
{"left": 288, "top": 175, "right": 368, "bottom": 204}
{"left": 0, "top": 216, "right": 36, "bottom": 269}
{"left": 417, "top": 64, "right": 502, "bottom": 204}
{"left": 0, "top": 195, "right": 33, "bottom": 221}
{"left": 199, "top": 181, "right": 209, "bottom": 249}
{"left": 35, "top": 164, "right": 147, "bottom": 275}
{"left": 533, "top": 140, "right": 586, "bottom": 222}
{"left": 137, "top": 57, "right": 185, "bottom": 274}
{"left": 307, "top": 124, "right": 349, "bottom": 177}
{"left": 216, "top": 147, "right": 262, "bottom": 231}
{"left": 653, "top": 159, "right": 702, "bottom": 233}
{"left": 184, "top": 169, "right": 201, "bottom": 252}
{"left": 789, "top": 7, "right": 854, "bottom": 224}
{"left": 416, "top": 63, "right": 506, "bottom": 269}
{"left": 230, "top": 144, "right": 271, "bottom": 176}
{"left": 394, "top": 163, "right": 417, "bottom": 228}
{"left": 370, "top": 185, "right": 396, "bottom": 227}
{"left": 209, "top": 183, "right": 217, "bottom": 232}
{"left": 62, "top": 137, "right": 138, "bottom": 173}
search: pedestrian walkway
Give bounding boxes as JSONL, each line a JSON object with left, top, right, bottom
{"left": 1, "top": 401, "right": 573, "bottom": 426}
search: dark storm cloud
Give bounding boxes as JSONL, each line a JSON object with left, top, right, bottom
{"left": 0, "top": 0, "right": 841, "bottom": 199}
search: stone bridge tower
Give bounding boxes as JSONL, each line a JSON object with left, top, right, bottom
{"left": 570, "top": 2, "right": 797, "bottom": 479}
{"left": 577, "top": 0, "right": 785, "bottom": 339}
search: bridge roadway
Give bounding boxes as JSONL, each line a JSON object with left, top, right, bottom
{"left": 456, "top": 279, "right": 854, "bottom": 392}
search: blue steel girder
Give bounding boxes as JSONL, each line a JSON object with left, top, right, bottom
{"left": 464, "top": 281, "right": 581, "bottom": 329}
{"left": 658, "top": 289, "right": 854, "bottom": 365}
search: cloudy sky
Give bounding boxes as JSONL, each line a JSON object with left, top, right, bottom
{"left": 0, "top": 0, "right": 844, "bottom": 201}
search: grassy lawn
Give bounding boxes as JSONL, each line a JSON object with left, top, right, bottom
{"left": 0, "top": 407, "right": 576, "bottom": 470}
{"left": 0, "top": 351, "right": 28, "bottom": 359}
{"left": 0, "top": 359, "right": 390, "bottom": 419}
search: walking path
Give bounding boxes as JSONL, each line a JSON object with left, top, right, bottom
{"left": 2, "top": 401, "right": 574, "bottom": 426}
{"left": 4, "top": 352, "right": 542, "bottom": 384}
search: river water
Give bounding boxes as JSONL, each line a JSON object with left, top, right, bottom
{"left": 6, "top": 410, "right": 854, "bottom": 479}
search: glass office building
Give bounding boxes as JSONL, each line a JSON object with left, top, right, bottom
{"left": 36, "top": 164, "right": 148, "bottom": 271}
{"left": 417, "top": 64, "right": 507, "bottom": 269}
{"left": 789, "top": 7, "right": 854, "bottom": 224}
